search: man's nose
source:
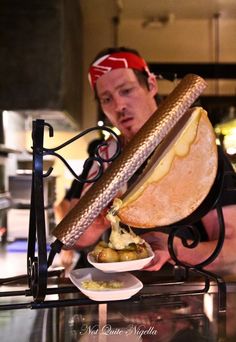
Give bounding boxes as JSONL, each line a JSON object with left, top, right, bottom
{"left": 114, "top": 95, "right": 126, "bottom": 114}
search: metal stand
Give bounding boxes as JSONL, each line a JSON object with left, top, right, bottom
{"left": 0, "top": 119, "right": 121, "bottom": 306}
{"left": 0, "top": 118, "right": 235, "bottom": 338}
{"left": 166, "top": 147, "right": 227, "bottom": 312}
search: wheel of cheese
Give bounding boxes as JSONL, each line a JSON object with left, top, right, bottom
{"left": 117, "top": 107, "right": 218, "bottom": 228}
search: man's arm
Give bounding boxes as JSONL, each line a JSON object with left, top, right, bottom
{"left": 143, "top": 204, "right": 236, "bottom": 274}
{"left": 73, "top": 209, "right": 111, "bottom": 249}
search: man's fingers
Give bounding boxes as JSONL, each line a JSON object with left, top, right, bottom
{"left": 143, "top": 250, "right": 169, "bottom": 271}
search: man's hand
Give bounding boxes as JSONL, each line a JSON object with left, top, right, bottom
{"left": 141, "top": 232, "right": 171, "bottom": 271}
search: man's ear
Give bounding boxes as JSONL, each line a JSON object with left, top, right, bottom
{"left": 148, "top": 74, "right": 158, "bottom": 95}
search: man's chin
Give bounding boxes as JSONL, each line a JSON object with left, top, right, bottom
{"left": 122, "top": 128, "right": 136, "bottom": 141}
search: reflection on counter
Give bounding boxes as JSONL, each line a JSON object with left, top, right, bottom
{"left": 2, "top": 280, "right": 235, "bottom": 341}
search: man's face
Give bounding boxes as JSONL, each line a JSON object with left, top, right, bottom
{"left": 96, "top": 68, "right": 158, "bottom": 141}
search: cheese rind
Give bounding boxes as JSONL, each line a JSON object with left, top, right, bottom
{"left": 117, "top": 107, "right": 218, "bottom": 228}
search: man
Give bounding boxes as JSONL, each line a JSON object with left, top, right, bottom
{"left": 69, "top": 47, "right": 236, "bottom": 274}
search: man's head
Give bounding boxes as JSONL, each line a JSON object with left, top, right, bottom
{"left": 88, "top": 47, "right": 158, "bottom": 142}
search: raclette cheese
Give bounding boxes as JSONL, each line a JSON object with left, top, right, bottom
{"left": 116, "top": 107, "right": 218, "bottom": 228}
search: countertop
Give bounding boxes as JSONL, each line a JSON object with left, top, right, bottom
{"left": 1, "top": 241, "right": 236, "bottom": 341}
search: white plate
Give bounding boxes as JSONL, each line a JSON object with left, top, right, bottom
{"left": 87, "top": 244, "right": 154, "bottom": 273}
{"left": 69, "top": 267, "right": 143, "bottom": 301}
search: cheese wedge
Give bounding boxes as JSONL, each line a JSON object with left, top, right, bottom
{"left": 116, "top": 107, "right": 218, "bottom": 228}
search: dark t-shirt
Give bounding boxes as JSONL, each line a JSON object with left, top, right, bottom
{"left": 64, "top": 160, "right": 94, "bottom": 201}
{"left": 217, "top": 145, "right": 236, "bottom": 206}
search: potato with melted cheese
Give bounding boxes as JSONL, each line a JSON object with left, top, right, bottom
{"left": 91, "top": 200, "right": 150, "bottom": 263}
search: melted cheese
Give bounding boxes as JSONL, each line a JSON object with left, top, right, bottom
{"left": 106, "top": 198, "right": 143, "bottom": 250}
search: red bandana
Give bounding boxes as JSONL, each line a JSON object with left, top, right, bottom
{"left": 88, "top": 52, "right": 151, "bottom": 89}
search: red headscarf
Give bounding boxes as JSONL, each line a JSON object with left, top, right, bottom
{"left": 88, "top": 52, "right": 152, "bottom": 89}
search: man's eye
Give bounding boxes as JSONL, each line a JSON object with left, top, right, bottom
{"left": 100, "top": 97, "right": 111, "bottom": 105}
{"left": 121, "top": 88, "right": 132, "bottom": 95}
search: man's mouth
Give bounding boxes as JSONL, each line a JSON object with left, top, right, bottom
{"left": 119, "top": 117, "right": 133, "bottom": 127}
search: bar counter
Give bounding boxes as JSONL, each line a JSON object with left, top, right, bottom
{"left": 0, "top": 265, "right": 236, "bottom": 342}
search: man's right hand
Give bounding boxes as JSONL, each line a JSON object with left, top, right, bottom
{"left": 141, "top": 232, "right": 171, "bottom": 271}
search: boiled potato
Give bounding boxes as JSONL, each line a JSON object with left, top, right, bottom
{"left": 118, "top": 249, "right": 138, "bottom": 261}
{"left": 97, "top": 247, "right": 119, "bottom": 263}
{"left": 91, "top": 241, "right": 149, "bottom": 263}
{"left": 92, "top": 241, "right": 108, "bottom": 260}
{"left": 135, "top": 244, "right": 149, "bottom": 259}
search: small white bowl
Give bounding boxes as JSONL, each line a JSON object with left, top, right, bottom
{"left": 87, "top": 244, "right": 154, "bottom": 273}
{"left": 69, "top": 267, "right": 143, "bottom": 301}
